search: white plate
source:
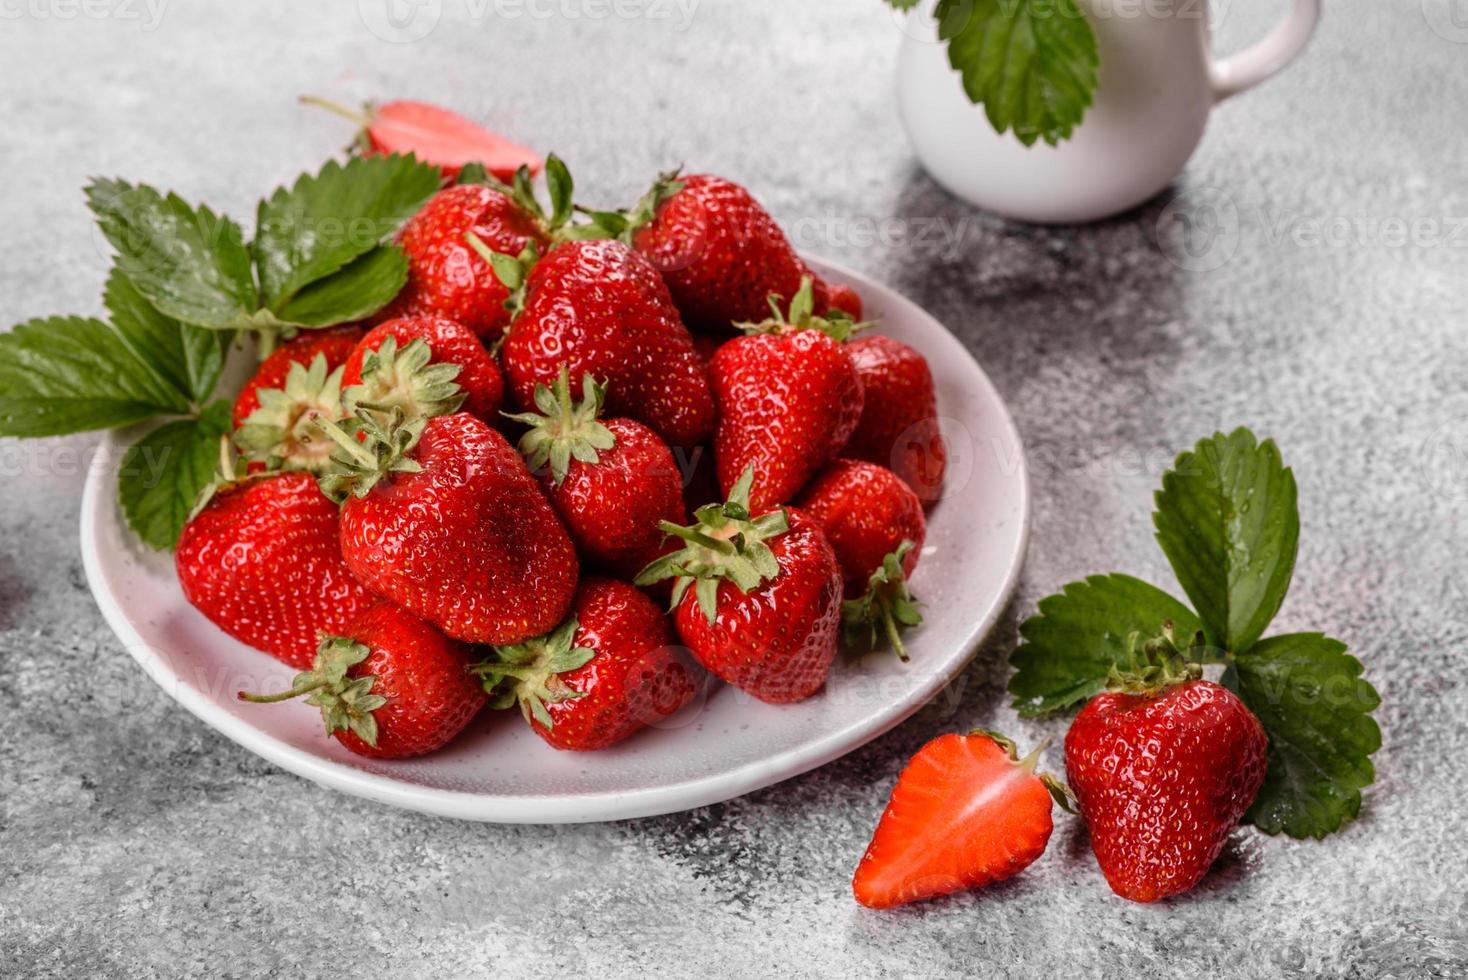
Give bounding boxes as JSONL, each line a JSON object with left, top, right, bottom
{"left": 81, "top": 257, "right": 1030, "bottom": 824}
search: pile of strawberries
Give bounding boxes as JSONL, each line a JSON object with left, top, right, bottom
{"left": 178, "top": 152, "right": 949, "bottom": 758}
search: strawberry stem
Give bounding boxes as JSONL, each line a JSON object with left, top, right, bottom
{"left": 237, "top": 679, "right": 327, "bottom": 704}
{"left": 299, "top": 94, "right": 372, "bottom": 128}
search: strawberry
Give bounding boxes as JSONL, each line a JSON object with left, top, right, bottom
{"left": 623, "top": 171, "right": 835, "bottom": 333}
{"left": 474, "top": 577, "right": 697, "bottom": 751}
{"left": 176, "top": 471, "right": 375, "bottom": 669}
{"left": 852, "top": 731, "right": 1072, "bottom": 909}
{"left": 239, "top": 602, "right": 486, "bottom": 759}
{"left": 709, "top": 277, "right": 864, "bottom": 512}
{"left": 1064, "top": 624, "right": 1269, "bottom": 903}
{"left": 798, "top": 459, "right": 926, "bottom": 660}
{"left": 232, "top": 325, "right": 362, "bottom": 428}
{"left": 636, "top": 468, "right": 842, "bottom": 704}
{"left": 505, "top": 365, "right": 687, "bottom": 579}
{"left": 479, "top": 236, "right": 716, "bottom": 448}
{"left": 233, "top": 354, "right": 347, "bottom": 475}
{"left": 302, "top": 96, "right": 541, "bottom": 181}
{"left": 392, "top": 182, "right": 548, "bottom": 342}
{"left": 828, "top": 282, "right": 864, "bottom": 321}
{"left": 341, "top": 315, "right": 503, "bottom": 422}
{"left": 317, "top": 409, "right": 579, "bottom": 646}
{"left": 842, "top": 335, "right": 947, "bottom": 504}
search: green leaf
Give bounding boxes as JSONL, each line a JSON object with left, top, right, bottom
{"left": 253, "top": 153, "right": 440, "bottom": 314}
{"left": 1153, "top": 428, "right": 1299, "bottom": 655}
{"left": 273, "top": 245, "right": 409, "bottom": 327}
{"left": 0, "top": 317, "right": 191, "bottom": 436}
{"left": 87, "top": 179, "right": 257, "bottom": 330}
{"left": 1230, "top": 633, "right": 1381, "bottom": 839}
{"left": 1009, "top": 574, "right": 1202, "bottom": 716}
{"left": 117, "top": 401, "right": 231, "bottom": 549}
{"left": 105, "top": 269, "right": 226, "bottom": 403}
{"left": 935, "top": 0, "right": 1100, "bottom": 147}
{"left": 885, "top": 0, "right": 921, "bottom": 8}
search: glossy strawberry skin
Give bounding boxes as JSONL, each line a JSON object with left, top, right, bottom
{"left": 672, "top": 508, "right": 841, "bottom": 704}
{"left": 176, "top": 473, "right": 375, "bottom": 669}
{"left": 798, "top": 460, "right": 925, "bottom": 597}
{"left": 338, "top": 413, "right": 578, "bottom": 646}
{"left": 363, "top": 100, "right": 541, "bottom": 182}
{"left": 632, "top": 173, "right": 832, "bottom": 333}
{"left": 827, "top": 283, "right": 864, "bottom": 320}
{"left": 341, "top": 315, "right": 504, "bottom": 421}
{"left": 842, "top": 336, "right": 947, "bottom": 504}
{"left": 532, "top": 578, "right": 697, "bottom": 751}
{"left": 394, "top": 184, "right": 547, "bottom": 342}
{"left": 232, "top": 326, "right": 363, "bottom": 428}
{"left": 710, "top": 329, "right": 863, "bottom": 513}
{"left": 503, "top": 239, "right": 715, "bottom": 447}
{"left": 539, "top": 418, "right": 687, "bottom": 580}
{"left": 331, "top": 602, "right": 487, "bottom": 759}
{"left": 853, "top": 733, "right": 1055, "bottom": 909}
{"left": 1065, "top": 679, "right": 1269, "bottom": 903}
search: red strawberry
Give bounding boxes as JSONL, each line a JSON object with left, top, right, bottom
{"left": 627, "top": 171, "right": 835, "bottom": 333}
{"left": 828, "top": 282, "right": 864, "bottom": 321}
{"left": 709, "top": 278, "right": 864, "bottom": 512}
{"left": 798, "top": 459, "right": 926, "bottom": 660}
{"left": 341, "top": 315, "right": 503, "bottom": 421}
{"left": 393, "top": 182, "right": 548, "bottom": 342}
{"left": 636, "top": 468, "right": 842, "bottom": 704}
{"left": 232, "top": 325, "right": 363, "bottom": 427}
{"left": 302, "top": 96, "right": 540, "bottom": 181}
{"left": 1065, "top": 625, "right": 1269, "bottom": 903}
{"left": 319, "top": 410, "right": 579, "bottom": 646}
{"left": 483, "top": 236, "right": 715, "bottom": 448}
{"left": 506, "top": 365, "right": 687, "bottom": 579}
{"left": 475, "top": 577, "right": 697, "bottom": 751}
{"left": 843, "top": 335, "right": 947, "bottom": 503}
{"left": 852, "top": 731, "right": 1071, "bottom": 909}
{"left": 239, "top": 602, "right": 486, "bottom": 759}
{"left": 176, "top": 471, "right": 375, "bottom": 669}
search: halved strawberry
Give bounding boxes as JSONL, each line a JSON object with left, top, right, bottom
{"left": 302, "top": 96, "right": 540, "bottom": 181}
{"left": 852, "top": 731, "right": 1072, "bottom": 909}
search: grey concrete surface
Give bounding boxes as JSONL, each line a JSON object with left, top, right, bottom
{"left": 2, "top": 1, "right": 1466, "bottom": 976}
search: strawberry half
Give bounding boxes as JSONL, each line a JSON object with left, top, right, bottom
{"left": 853, "top": 731, "right": 1072, "bottom": 909}
{"left": 239, "top": 602, "right": 486, "bottom": 759}
{"left": 302, "top": 96, "right": 541, "bottom": 181}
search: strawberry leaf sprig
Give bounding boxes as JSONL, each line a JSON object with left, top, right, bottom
{"left": 1009, "top": 429, "right": 1381, "bottom": 839}
{"left": 0, "top": 153, "right": 442, "bottom": 550}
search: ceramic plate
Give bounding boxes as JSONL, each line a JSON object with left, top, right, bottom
{"left": 80, "top": 257, "right": 1030, "bottom": 823}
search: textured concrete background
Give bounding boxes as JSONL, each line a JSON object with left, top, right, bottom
{"left": 2, "top": 1, "right": 1466, "bottom": 976}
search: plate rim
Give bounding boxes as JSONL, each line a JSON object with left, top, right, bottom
{"left": 80, "top": 256, "right": 1030, "bottom": 823}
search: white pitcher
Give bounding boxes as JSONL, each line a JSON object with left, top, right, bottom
{"left": 896, "top": 0, "right": 1321, "bottom": 224}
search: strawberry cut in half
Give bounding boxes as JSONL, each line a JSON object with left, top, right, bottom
{"left": 302, "top": 96, "right": 541, "bottom": 181}
{"left": 853, "top": 730, "right": 1073, "bottom": 910}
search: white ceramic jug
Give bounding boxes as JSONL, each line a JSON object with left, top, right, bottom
{"left": 896, "top": 0, "right": 1321, "bottom": 224}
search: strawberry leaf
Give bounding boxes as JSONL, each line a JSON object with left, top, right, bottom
{"left": 105, "top": 269, "right": 226, "bottom": 403}
{"left": 87, "top": 179, "right": 257, "bottom": 330}
{"left": 117, "top": 401, "right": 232, "bottom": 549}
{"left": 935, "top": 0, "right": 1100, "bottom": 147}
{"left": 272, "top": 245, "right": 409, "bottom": 327}
{"left": 1153, "top": 428, "right": 1299, "bottom": 655}
{"left": 0, "top": 316, "right": 191, "bottom": 436}
{"left": 1009, "top": 574, "right": 1203, "bottom": 716}
{"left": 253, "top": 153, "right": 439, "bottom": 318}
{"left": 1229, "top": 633, "right": 1381, "bottom": 839}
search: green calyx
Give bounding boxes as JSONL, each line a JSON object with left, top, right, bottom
{"left": 571, "top": 167, "right": 685, "bottom": 244}
{"left": 634, "top": 466, "right": 789, "bottom": 624}
{"left": 314, "top": 406, "right": 426, "bottom": 504}
{"left": 736, "top": 276, "right": 867, "bottom": 343}
{"left": 471, "top": 617, "right": 594, "bottom": 730}
{"left": 237, "top": 635, "right": 387, "bottom": 748}
{"left": 188, "top": 434, "right": 272, "bottom": 522}
{"left": 970, "top": 729, "right": 1077, "bottom": 814}
{"left": 502, "top": 363, "right": 616, "bottom": 485}
{"left": 1107, "top": 619, "right": 1207, "bottom": 695}
{"left": 841, "top": 540, "right": 923, "bottom": 662}
{"left": 234, "top": 353, "right": 346, "bottom": 474}
{"left": 460, "top": 153, "right": 580, "bottom": 242}
{"left": 344, "top": 335, "right": 464, "bottom": 426}
{"left": 465, "top": 231, "right": 540, "bottom": 323}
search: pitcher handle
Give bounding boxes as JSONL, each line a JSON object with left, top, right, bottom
{"left": 1210, "top": 0, "right": 1322, "bottom": 102}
